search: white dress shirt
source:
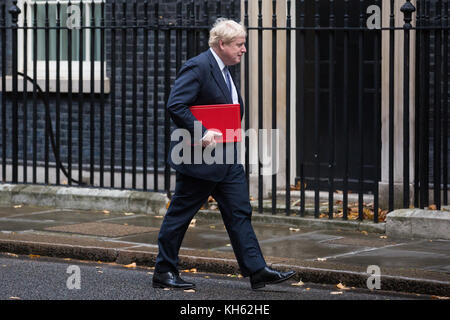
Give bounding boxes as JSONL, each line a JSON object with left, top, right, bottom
{"left": 209, "top": 48, "right": 239, "bottom": 104}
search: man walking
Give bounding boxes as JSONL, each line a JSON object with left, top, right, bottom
{"left": 152, "top": 18, "right": 296, "bottom": 290}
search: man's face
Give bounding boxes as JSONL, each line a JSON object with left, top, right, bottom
{"left": 219, "top": 36, "right": 247, "bottom": 66}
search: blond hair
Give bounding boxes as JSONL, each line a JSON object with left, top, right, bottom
{"left": 208, "top": 18, "right": 247, "bottom": 48}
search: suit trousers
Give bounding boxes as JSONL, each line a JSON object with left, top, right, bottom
{"left": 154, "top": 164, "right": 267, "bottom": 277}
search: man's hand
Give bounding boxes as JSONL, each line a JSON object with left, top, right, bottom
{"left": 201, "top": 130, "right": 223, "bottom": 148}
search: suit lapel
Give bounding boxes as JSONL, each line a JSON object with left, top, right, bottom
{"left": 207, "top": 50, "right": 233, "bottom": 104}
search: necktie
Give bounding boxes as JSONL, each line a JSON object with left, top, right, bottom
{"left": 224, "top": 67, "right": 233, "bottom": 101}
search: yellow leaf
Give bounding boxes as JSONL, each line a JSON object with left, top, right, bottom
{"left": 13, "top": 205, "right": 22, "bottom": 208}
{"left": 124, "top": 212, "right": 134, "bottom": 216}
{"left": 124, "top": 262, "right": 136, "bottom": 268}
{"left": 292, "top": 280, "right": 304, "bottom": 286}
{"left": 336, "top": 283, "right": 350, "bottom": 290}
{"left": 209, "top": 225, "right": 216, "bottom": 229}
{"left": 29, "top": 254, "right": 40, "bottom": 259}
{"left": 361, "top": 231, "right": 368, "bottom": 236}
{"left": 182, "top": 268, "right": 197, "bottom": 273}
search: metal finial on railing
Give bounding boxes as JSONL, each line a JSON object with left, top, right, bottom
{"left": 400, "top": 0, "right": 416, "bottom": 29}
{"left": 9, "top": 0, "right": 21, "bottom": 26}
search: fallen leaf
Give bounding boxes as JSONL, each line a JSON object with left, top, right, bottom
{"left": 13, "top": 205, "right": 22, "bottom": 208}
{"left": 9, "top": 296, "right": 21, "bottom": 300}
{"left": 189, "top": 219, "right": 196, "bottom": 227}
{"left": 29, "top": 254, "right": 40, "bottom": 259}
{"left": 184, "top": 289, "right": 196, "bottom": 293}
{"left": 124, "top": 262, "right": 136, "bottom": 268}
{"left": 292, "top": 280, "right": 305, "bottom": 286}
{"left": 166, "top": 201, "right": 171, "bottom": 209}
{"left": 380, "top": 235, "right": 388, "bottom": 239}
{"left": 361, "top": 231, "right": 368, "bottom": 236}
{"left": 124, "top": 212, "right": 134, "bottom": 216}
{"left": 102, "top": 210, "right": 110, "bottom": 214}
{"left": 181, "top": 268, "right": 197, "bottom": 273}
{"left": 317, "top": 257, "right": 327, "bottom": 261}
{"left": 336, "top": 283, "right": 350, "bottom": 290}
{"left": 204, "top": 276, "right": 210, "bottom": 279}
{"left": 225, "top": 244, "right": 231, "bottom": 247}
{"left": 289, "top": 227, "right": 300, "bottom": 232}
{"left": 209, "top": 225, "right": 216, "bottom": 229}
{"left": 154, "top": 215, "right": 163, "bottom": 219}
{"left": 431, "top": 295, "right": 450, "bottom": 300}
{"left": 5, "top": 253, "right": 19, "bottom": 258}
{"left": 330, "top": 291, "right": 343, "bottom": 295}
{"left": 291, "top": 180, "right": 307, "bottom": 190}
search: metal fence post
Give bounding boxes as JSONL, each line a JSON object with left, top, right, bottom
{"left": 400, "top": 0, "right": 416, "bottom": 208}
{"left": 9, "top": 0, "right": 21, "bottom": 183}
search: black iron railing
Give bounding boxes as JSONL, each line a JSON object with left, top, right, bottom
{"left": 0, "top": 0, "right": 448, "bottom": 223}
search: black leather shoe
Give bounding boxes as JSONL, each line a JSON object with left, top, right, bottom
{"left": 152, "top": 271, "right": 196, "bottom": 290}
{"left": 250, "top": 267, "right": 296, "bottom": 290}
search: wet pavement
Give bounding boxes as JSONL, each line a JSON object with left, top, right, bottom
{"left": 0, "top": 205, "right": 449, "bottom": 296}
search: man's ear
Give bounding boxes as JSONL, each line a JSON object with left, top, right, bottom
{"left": 218, "top": 39, "right": 225, "bottom": 50}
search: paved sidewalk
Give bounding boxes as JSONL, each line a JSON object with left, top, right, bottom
{"left": 0, "top": 205, "right": 449, "bottom": 296}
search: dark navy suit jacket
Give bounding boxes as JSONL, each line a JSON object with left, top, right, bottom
{"left": 167, "top": 49, "right": 244, "bottom": 182}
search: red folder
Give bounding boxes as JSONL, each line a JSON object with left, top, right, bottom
{"left": 190, "top": 104, "right": 242, "bottom": 143}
